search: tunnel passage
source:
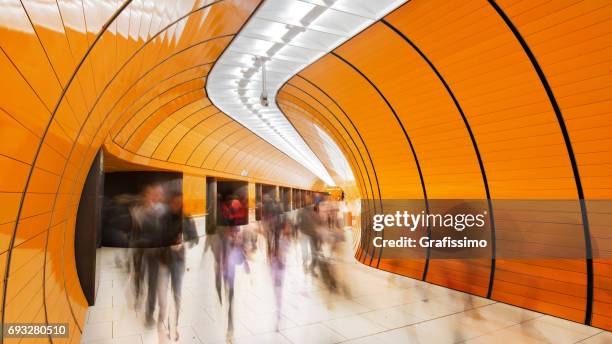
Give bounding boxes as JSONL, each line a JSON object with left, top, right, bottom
{"left": 0, "top": 0, "right": 610, "bottom": 340}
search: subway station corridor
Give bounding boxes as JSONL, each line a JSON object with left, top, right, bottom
{"left": 1, "top": 0, "right": 611, "bottom": 343}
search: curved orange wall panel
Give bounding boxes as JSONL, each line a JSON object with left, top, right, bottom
{"left": 279, "top": 0, "right": 611, "bottom": 330}
{"left": 0, "top": 1, "right": 329, "bottom": 342}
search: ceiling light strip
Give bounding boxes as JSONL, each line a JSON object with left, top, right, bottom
{"left": 208, "top": 0, "right": 407, "bottom": 186}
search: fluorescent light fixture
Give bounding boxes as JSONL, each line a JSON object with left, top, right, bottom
{"left": 208, "top": 0, "right": 407, "bottom": 186}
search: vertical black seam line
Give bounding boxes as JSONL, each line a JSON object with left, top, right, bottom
{"left": 278, "top": 90, "right": 373, "bottom": 221}
{"left": 0, "top": 50, "right": 80, "bottom": 159}
{"left": 278, "top": 91, "right": 373, "bottom": 261}
{"left": 219, "top": 135, "right": 260, "bottom": 171}
{"left": 79, "top": 0, "right": 99, "bottom": 94}
{"left": 122, "top": 89, "right": 204, "bottom": 150}
{"left": 151, "top": 103, "right": 214, "bottom": 157}
{"left": 273, "top": 95, "right": 337, "bottom": 187}
{"left": 107, "top": 62, "right": 213, "bottom": 139}
{"left": 199, "top": 125, "right": 243, "bottom": 168}
{"left": 19, "top": 0, "right": 82, "bottom": 133}
{"left": 0, "top": 1, "right": 133, "bottom": 337}
{"left": 118, "top": 85, "right": 204, "bottom": 147}
{"left": 278, "top": 88, "right": 373, "bottom": 203}
{"left": 183, "top": 119, "right": 233, "bottom": 164}
{"left": 277, "top": 92, "right": 372, "bottom": 212}
{"left": 55, "top": 0, "right": 96, "bottom": 112}
{"left": 164, "top": 111, "right": 223, "bottom": 161}
{"left": 293, "top": 74, "right": 383, "bottom": 263}
{"left": 114, "top": 75, "right": 208, "bottom": 141}
{"left": 278, "top": 88, "right": 375, "bottom": 261}
{"left": 381, "top": 19, "right": 497, "bottom": 298}
{"left": 210, "top": 130, "right": 252, "bottom": 170}
{"left": 330, "top": 51, "right": 431, "bottom": 271}
{"left": 488, "top": 0, "right": 593, "bottom": 324}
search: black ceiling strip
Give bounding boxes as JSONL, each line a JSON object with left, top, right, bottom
{"left": 279, "top": 86, "right": 375, "bottom": 262}
{"left": 199, "top": 125, "right": 243, "bottom": 168}
{"left": 293, "top": 74, "right": 384, "bottom": 263}
{"left": 381, "top": 19, "right": 497, "bottom": 298}
{"left": 165, "top": 112, "right": 223, "bottom": 161}
{"left": 151, "top": 103, "right": 214, "bottom": 157}
{"left": 0, "top": 0, "right": 134, "bottom": 336}
{"left": 331, "top": 51, "right": 430, "bottom": 271}
{"left": 488, "top": 0, "right": 593, "bottom": 325}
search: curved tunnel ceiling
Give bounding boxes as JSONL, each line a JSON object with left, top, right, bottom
{"left": 207, "top": 0, "right": 407, "bottom": 186}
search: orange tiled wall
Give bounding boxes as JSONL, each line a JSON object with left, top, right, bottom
{"left": 278, "top": 0, "right": 611, "bottom": 330}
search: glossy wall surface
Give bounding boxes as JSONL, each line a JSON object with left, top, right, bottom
{"left": 0, "top": 1, "right": 328, "bottom": 342}
{"left": 279, "top": 0, "right": 611, "bottom": 330}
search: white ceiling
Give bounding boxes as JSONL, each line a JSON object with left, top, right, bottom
{"left": 207, "top": 0, "right": 407, "bottom": 186}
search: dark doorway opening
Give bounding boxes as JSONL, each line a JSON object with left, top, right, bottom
{"left": 101, "top": 171, "right": 181, "bottom": 247}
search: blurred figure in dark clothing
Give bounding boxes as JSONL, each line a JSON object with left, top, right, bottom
{"left": 102, "top": 194, "right": 137, "bottom": 268}
{"left": 128, "top": 184, "right": 167, "bottom": 328}
{"left": 297, "top": 202, "right": 322, "bottom": 275}
{"left": 159, "top": 191, "right": 199, "bottom": 341}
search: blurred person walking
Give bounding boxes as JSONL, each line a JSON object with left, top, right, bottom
{"left": 158, "top": 191, "right": 199, "bottom": 341}
{"left": 128, "top": 184, "right": 167, "bottom": 328}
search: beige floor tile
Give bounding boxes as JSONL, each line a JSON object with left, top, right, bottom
{"left": 361, "top": 306, "right": 422, "bottom": 329}
{"left": 324, "top": 315, "right": 387, "bottom": 339}
{"left": 231, "top": 332, "right": 292, "bottom": 344}
{"left": 580, "top": 331, "right": 612, "bottom": 343}
{"left": 82, "top": 321, "right": 113, "bottom": 342}
{"left": 282, "top": 323, "right": 346, "bottom": 344}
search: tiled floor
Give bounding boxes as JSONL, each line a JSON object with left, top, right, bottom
{"left": 82, "top": 230, "right": 611, "bottom": 344}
